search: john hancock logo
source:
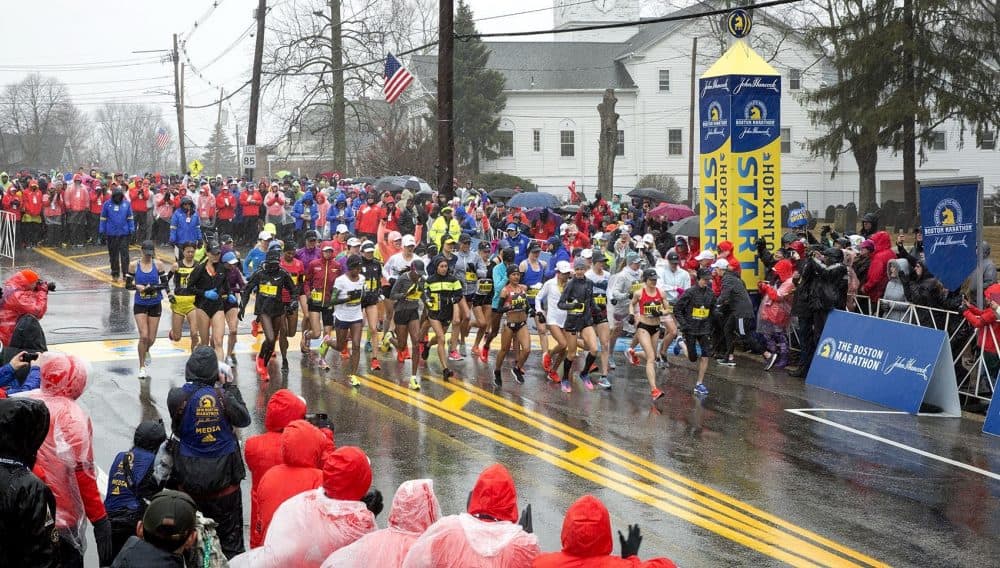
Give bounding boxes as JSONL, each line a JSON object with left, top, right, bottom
{"left": 734, "top": 99, "right": 776, "bottom": 140}
{"left": 926, "top": 197, "right": 973, "bottom": 254}
{"left": 702, "top": 101, "right": 728, "bottom": 140}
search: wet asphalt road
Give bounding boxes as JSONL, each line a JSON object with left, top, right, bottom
{"left": 8, "top": 245, "right": 1000, "bottom": 567}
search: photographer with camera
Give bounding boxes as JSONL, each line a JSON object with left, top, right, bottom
{"left": 0, "top": 350, "right": 41, "bottom": 397}
{"left": 125, "top": 241, "right": 173, "bottom": 380}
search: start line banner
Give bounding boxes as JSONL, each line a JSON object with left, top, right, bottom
{"left": 806, "top": 310, "right": 960, "bottom": 416}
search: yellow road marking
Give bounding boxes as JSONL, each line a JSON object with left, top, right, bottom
{"left": 424, "top": 375, "right": 886, "bottom": 567}
{"left": 362, "top": 374, "right": 872, "bottom": 568}
{"left": 439, "top": 390, "right": 472, "bottom": 411}
{"left": 35, "top": 246, "right": 121, "bottom": 287}
{"left": 565, "top": 446, "right": 601, "bottom": 463}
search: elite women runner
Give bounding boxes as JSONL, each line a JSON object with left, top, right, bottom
{"left": 239, "top": 249, "right": 296, "bottom": 380}
{"left": 126, "top": 240, "right": 172, "bottom": 379}
{"left": 424, "top": 257, "right": 463, "bottom": 381}
{"left": 629, "top": 268, "right": 671, "bottom": 400}
{"left": 493, "top": 264, "right": 530, "bottom": 388}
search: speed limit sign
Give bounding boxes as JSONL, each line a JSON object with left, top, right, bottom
{"left": 243, "top": 145, "right": 256, "bottom": 168}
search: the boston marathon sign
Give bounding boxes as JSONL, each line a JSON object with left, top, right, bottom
{"left": 920, "top": 178, "right": 982, "bottom": 291}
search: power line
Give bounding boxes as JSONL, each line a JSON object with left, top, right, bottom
{"left": 184, "top": 80, "right": 252, "bottom": 109}
{"left": 475, "top": 0, "right": 594, "bottom": 22}
{"left": 457, "top": 0, "right": 806, "bottom": 39}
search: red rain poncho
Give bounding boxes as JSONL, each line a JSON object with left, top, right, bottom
{"left": 0, "top": 270, "right": 50, "bottom": 346}
{"left": 26, "top": 353, "right": 106, "bottom": 552}
{"left": 402, "top": 464, "right": 540, "bottom": 568}
{"left": 533, "top": 495, "right": 677, "bottom": 568}
{"left": 231, "top": 446, "right": 376, "bottom": 568}
{"left": 322, "top": 478, "right": 441, "bottom": 567}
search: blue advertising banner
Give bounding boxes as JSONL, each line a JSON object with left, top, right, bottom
{"left": 920, "top": 179, "right": 981, "bottom": 291}
{"left": 787, "top": 206, "right": 809, "bottom": 228}
{"left": 984, "top": 396, "right": 1000, "bottom": 437}
{"left": 807, "top": 310, "right": 960, "bottom": 415}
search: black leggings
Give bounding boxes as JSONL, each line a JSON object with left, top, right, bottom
{"left": 258, "top": 312, "right": 286, "bottom": 361}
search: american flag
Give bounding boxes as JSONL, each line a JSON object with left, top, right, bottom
{"left": 155, "top": 127, "right": 170, "bottom": 150}
{"left": 383, "top": 53, "right": 414, "bottom": 104}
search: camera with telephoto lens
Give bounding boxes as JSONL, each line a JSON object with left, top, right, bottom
{"left": 305, "top": 413, "right": 334, "bottom": 431}
{"left": 21, "top": 352, "right": 40, "bottom": 362}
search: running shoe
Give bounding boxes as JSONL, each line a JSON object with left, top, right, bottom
{"left": 365, "top": 340, "right": 373, "bottom": 353}
{"left": 581, "top": 375, "right": 595, "bottom": 391}
{"left": 251, "top": 320, "right": 260, "bottom": 337}
{"left": 547, "top": 370, "right": 561, "bottom": 383}
{"left": 409, "top": 376, "right": 421, "bottom": 390}
{"left": 512, "top": 367, "right": 525, "bottom": 385}
{"left": 493, "top": 371, "right": 502, "bottom": 388}
{"left": 318, "top": 336, "right": 331, "bottom": 358}
{"left": 137, "top": 366, "right": 147, "bottom": 380}
{"left": 341, "top": 348, "right": 350, "bottom": 360}
{"left": 694, "top": 383, "right": 709, "bottom": 396}
{"left": 300, "top": 338, "right": 311, "bottom": 354}
{"left": 419, "top": 340, "right": 430, "bottom": 361}
{"left": 657, "top": 355, "right": 670, "bottom": 369}
{"left": 448, "top": 350, "right": 463, "bottom": 361}
{"left": 651, "top": 387, "right": 665, "bottom": 401}
{"left": 350, "top": 375, "right": 362, "bottom": 387}
{"left": 443, "top": 368, "right": 454, "bottom": 381}
{"left": 597, "top": 376, "right": 612, "bottom": 390}
{"left": 381, "top": 332, "right": 394, "bottom": 352}
{"left": 715, "top": 358, "right": 728, "bottom": 365}
{"left": 609, "top": 361, "right": 616, "bottom": 371}
{"left": 587, "top": 360, "right": 599, "bottom": 374}
{"left": 542, "top": 351, "right": 552, "bottom": 372}
{"left": 260, "top": 361, "right": 270, "bottom": 381}
{"left": 764, "top": 352, "right": 778, "bottom": 371}
{"left": 397, "top": 349, "right": 408, "bottom": 363}
{"left": 627, "top": 348, "right": 641, "bottom": 366}
{"left": 479, "top": 346, "right": 489, "bottom": 363}
{"left": 722, "top": 357, "right": 736, "bottom": 368}
{"left": 370, "top": 357, "right": 381, "bottom": 371}
{"left": 560, "top": 379, "right": 572, "bottom": 393}
{"left": 672, "top": 339, "right": 683, "bottom": 356}
{"left": 318, "top": 358, "right": 329, "bottom": 370}
{"left": 229, "top": 353, "right": 237, "bottom": 365}
{"left": 281, "top": 357, "right": 289, "bottom": 370}
{"left": 145, "top": 350, "right": 152, "bottom": 364}
{"left": 256, "top": 356, "right": 266, "bottom": 377}
{"left": 459, "top": 344, "right": 468, "bottom": 357}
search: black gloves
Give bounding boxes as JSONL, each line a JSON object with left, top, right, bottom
{"left": 626, "top": 314, "right": 635, "bottom": 325}
{"left": 361, "top": 488, "right": 384, "bottom": 517}
{"left": 347, "top": 290, "right": 363, "bottom": 301}
{"left": 618, "top": 523, "right": 642, "bottom": 558}
{"left": 93, "top": 516, "right": 113, "bottom": 566}
{"left": 611, "top": 298, "right": 618, "bottom": 305}
{"left": 518, "top": 504, "right": 533, "bottom": 534}
{"left": 237, "top": 308, "right": 246, "bottom": 321}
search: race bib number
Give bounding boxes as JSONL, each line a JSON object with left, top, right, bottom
{"left": 406, "top": 285, "right": 422, "bottom": 301}
{"left": 466, "top": 271, "right": 477, "bottom": 282}
{"left": 346, "top": 294, "right": 361, "bottom": 306}
{"left": 692, "top": 306, "right": 709, "bottom": 319}
{"left": 630, "top": 282, "right": 642, "bottom": 294}
{"left": 643, "top": 303, "right": 662, "bottom": 316}
{"left": 426, "top": 294, "right": 440, "bottom": 312}
{"left": 310, "top": 289, "right": 324, "bottom": 302}
{"left": 260, "top": 284, "right": 278, "bottom": 296}
{"left": 365, "top": 279, "right": 379, "bottom": 292}
{"left": 594, "top": 295, "right": 607, "bottom": 307}
{"left": 526, "top": 287, "right": 540, "bottom": 299}
{"left": 477, "top": 280, "right": 493, "bottom": 295}
{"left": 510, "top": 296, "right": 528, "bottom": 311}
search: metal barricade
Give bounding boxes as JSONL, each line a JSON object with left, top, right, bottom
{"left": 0, "top": 211, "right": 15, "bottom": 267}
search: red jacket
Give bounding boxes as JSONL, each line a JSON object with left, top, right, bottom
{"left": 89, "top": 188, "right": 108, "bottom": 215}
{"left": 240, "top": 188, "right": 262, "bottom": 217}
{"left": 43, "top": 191, "right": 65, "bottom": 217}
{"left": 862, "top": 231, "right": 896, "bottom": 304}
{"left": 305, "top": 257, "right": 342, "bottom": 305}
{"left": 533, "top": 495, "right": 676, "bottom": 568}
{"left": 245, "top": 390, "right": 307, "bottom": 486}
{"left": 129, "top": 185, "right": 150, "bottom": 213}
{"left": 197, "top": 188, "right": 216, "bottom": 221}
{"left": 964, "top": 300, "right": 1000, "bottom": 354}
{"left": 2, "top": 190, "right": 23, "bottom": 221}
{"left": 22, "top": 188, "right": 44, "bottom": 217}
{"left": 216, "top": 190, "right": 237, "bottom": 221}
{"left": 65, "top": 184, "right": 91, "bottom": 212}
{"left": 251, "top": 420, "right": 331, "bottom": 548}
{"left": 355, "top": 204, "right": 383, "bottom": 234}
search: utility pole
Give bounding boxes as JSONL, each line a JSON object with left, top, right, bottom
{"left": 687, "top": 37, "right": 698, "bottom": 206}
{"left": 234, "top": 120, "right": 241, "bottom": 175}
{"left": 330, "top": 0, "right": 345, "bottom": 174}
{"left": 215, "top": 88, "right": 225, "bottom": 174}
{"left": 246, "top": 0, "right": 267, "bottom": 180}
{"left": 437, "top": 0, "right": 455, "bottom": 201}
{"left": 901, "top": 0, "right": 916, "bottom": 231}
{"left": 173, "top": 33, "right": 186, "bottom": 173}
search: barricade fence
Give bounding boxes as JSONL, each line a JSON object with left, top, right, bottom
{"left": 0, "top": 211, "right": 15, "bottom": 267}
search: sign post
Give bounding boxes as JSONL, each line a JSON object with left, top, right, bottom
{"left": 243, "top": 145, "right": 257, "bottom": 172}
{"left": 699, "top": 10, "right": 782, "bottom": 291}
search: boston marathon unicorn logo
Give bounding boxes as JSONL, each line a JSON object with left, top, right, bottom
{"left": 734, "top": 99, "right": 775, "bottom": 140}
{"left": 928, "top": 197, "right": 971, "bottom": 254}
{"left": 702, "top": 101, "right": 728, "bottom": 140}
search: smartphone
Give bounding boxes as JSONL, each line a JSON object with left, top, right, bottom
{"left": 20, "top": 352, "right": 39, "bottom": 362}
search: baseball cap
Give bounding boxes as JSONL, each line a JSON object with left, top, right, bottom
{"left": 441, "top": 207, "right": 453, "bottom": 214}
{"left": 556, "top": 260, "right": 572, "bottom": 274}
{"left": 547, "top": 236, "right": 561, "bottom": 246}
{"left": 263, "top": 222, "right": 277, "bottom": 235}
{"left": 140, "top": 240, "right": 156, "bottom": 253}
{"left": 410, "top": 259, "right": 425, "bottom": 272}
{"left": 258, "top": 230, "right": 272, "bottom": 241}
{"left": 304, "top": 230, "right": 319, "bottom": 240}
{"left": 626, "top": 252, "right": 641, "bottom": 264}
{"left": 222, "top": 251, "right": 239, "bottom": 265}
{"left": 506, "top": 223, "right": 519, "bottom": 231}
{"left": 347, "top": 237, "right": 362, "bottom": 247}
{"left": 643, "top": 234, "right": 655, "bottom": 245}
{"left": 594, "top": 232, "right": 607, "bottom": 242}
{"left": 667, "top": 251, "right": 680, "bottom": 262}
{"left": 642, "top": 268, "right": 658, "bottom": 281}
{"left": 322, "top": 242, "right": 335, "bottom": 251}
{"left": 695, "top": 250, "right": 716, "bottom": 261}
{"left": 220, "top": 234, "right": 234, "bottom": 244}
{"left": 443, "top": 236, "right": 457, "bottom": 245}
{"left": 675, "top": 236, "right": 688, "bottom": 247}
{"left": 581, "top": 248, "right": 593, "bottom": 259}
{"left": 362, "top": 241, "right": 376, "bottom": 253}
{"left": 402, "top": 235, "right": 417, "bottom": 247}
{"left": 336, "top": 224, "right": 350, "bottom": 234}
{"left": 573, "top": 258, "right": 588, "bottom": 270}
{"left": 697, "top": 267, "right": 713, "bottom": 280}
{"left": 459, "top": 234, "right": 472, "bottom": 244}
{"left": 478, "top": 241, "right": 491, "bottom": 251}
{"left": 712, "top": 259, "right": 729, "bottom": 270}
{"left": 283, "top": 241, "right": 297, "bottom": 252}
{"left": 142, "top": 490, "right": 197, "bottom": 550}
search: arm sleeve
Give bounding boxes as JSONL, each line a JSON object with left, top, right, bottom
{"left": 3, "top": 365, "right": 41, "bottom": 395}
{"left": 389, "top": 277, "right": 409, "bottom": 301}
{"left": 0, "top": 364, "right": 15, "bottom": 389}
{"left": 556, "top": 282, "right": 575, "bottom": 311}
{"left": 75, "top": 465, "right": 108, "bottom": 523}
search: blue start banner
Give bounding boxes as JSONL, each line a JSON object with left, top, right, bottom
{"left": 920, "top": 179, "right": 981, "bottom": 291}
{"left": 807, "top": 310, "right": 960, "bottom": 415}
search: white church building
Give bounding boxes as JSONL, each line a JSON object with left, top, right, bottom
{"left": 407, "top": 0, "right": 999, "bottom": 212}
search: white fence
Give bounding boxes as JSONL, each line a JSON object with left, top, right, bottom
{"left": 0, "top": 211, "right": 15, "bottom": 267}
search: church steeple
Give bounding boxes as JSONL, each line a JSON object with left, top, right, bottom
{"left": 553, "top": 0, "right": 641, "bottom": 42}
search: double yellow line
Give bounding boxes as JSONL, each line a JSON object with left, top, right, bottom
{"left": 354, "top": 373, "right": 887, "bottom": 568}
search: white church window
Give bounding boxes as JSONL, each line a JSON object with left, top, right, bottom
{"left": 616, "top": 130, "right": 625, "bottom": 156}
{"left": 533, "top": 129, "right": 541, "bottom": 152}
{"left": 658, "top": 70, "right": 670, "bottom": 92}
{"left": 561, "top": 130, "right": 575, "bottom": 157}
{"left": 781, "top": 128, "right": 791, "bottom": 154}
{"left": 789, "top": 68, "right": 802, "bottom": 90}
{"left": 498, "top": 131, "right": 514, "bottom": 158}
{"left": 977, "top": 131, "right": 996, "bottom": 150}
{"left": 930, "top": 131, "right": 946, "bottom": 151}
{"left": 668, "top": 129, "right": 682, "bottom": 155}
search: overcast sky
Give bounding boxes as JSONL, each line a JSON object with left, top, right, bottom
{"left": 0, "top": 0, "right": 677, "bottom": 153}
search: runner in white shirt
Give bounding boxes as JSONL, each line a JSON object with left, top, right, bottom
{"left": 381, "top": 235, "right": 417, "bottom": 351}
{"left": 654, "top": 251, "right": 689, "bottom": 364}
{"left": 536, "top": 260, "right": 572, "bottom": 383}
{"left": 331, "top": 254, "right": 366, "bottom": 384}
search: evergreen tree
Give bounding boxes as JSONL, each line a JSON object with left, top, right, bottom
{"left": 426, "top": 0, "right": 506, "bottom": 175}
{"left": 204, "top": 122, "right": 237, "bottom": 176}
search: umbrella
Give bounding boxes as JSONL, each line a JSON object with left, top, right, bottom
{"left": 669, "top": 215, "right": 699, "bottom": 237}
{"left": 353, "top": 176, "right": 377, "bottom": 185}
{"left": 627, "top": 187, "right": 670, "bottom": 202}
{"left": 274, "top": 170, "right": 291, "bottom": 180}
{"left": 648, "top": 202, "right": 695, "bottom": 222}
{"left": 556, "top": 204, "right": 581, "bottom": 215}
{"left": 489, "top": 188, "right": 516, "bottom": 201}
{"left": 524, "top": 207, "right": 564, "bottom": 225}
{"left": 377, "top": 175, "right": 433, "bottom": 195}
{"left": 508, "top": 191, "right": 560, "bottom": 210}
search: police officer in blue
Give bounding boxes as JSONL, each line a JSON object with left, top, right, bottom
{"left": 500, "top": 223, "right": 532, "bottom": 265}
{"left": 103, "top": 420, "right": 167, "bottom": 559}
{"left": 166, "top": 346, "right": 250, "bottom": 558}
{"left": 99, "top": 186, "right": 136, "bottom": 283}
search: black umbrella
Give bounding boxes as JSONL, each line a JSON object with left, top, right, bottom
{"left": 669, "top": 215, "right": 699, "bottom": 237}
{"left": 556, "top": 204, "right": 581, "bottom": 215}
{"left": 353, "top": 176, "right": 376, "bottom": 185}
{"left": 489, "top": 188, "right": 516, "bottom": 201}
{"left": 374, "top": 176, "right": 433, "bottom": 195}
{"left": 627, "top": 187, "right": 670, "bottom": 202}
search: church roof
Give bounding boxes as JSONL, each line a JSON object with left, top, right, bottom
{"left": 409, "top": 41, "right": 636, "bottom": 92}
